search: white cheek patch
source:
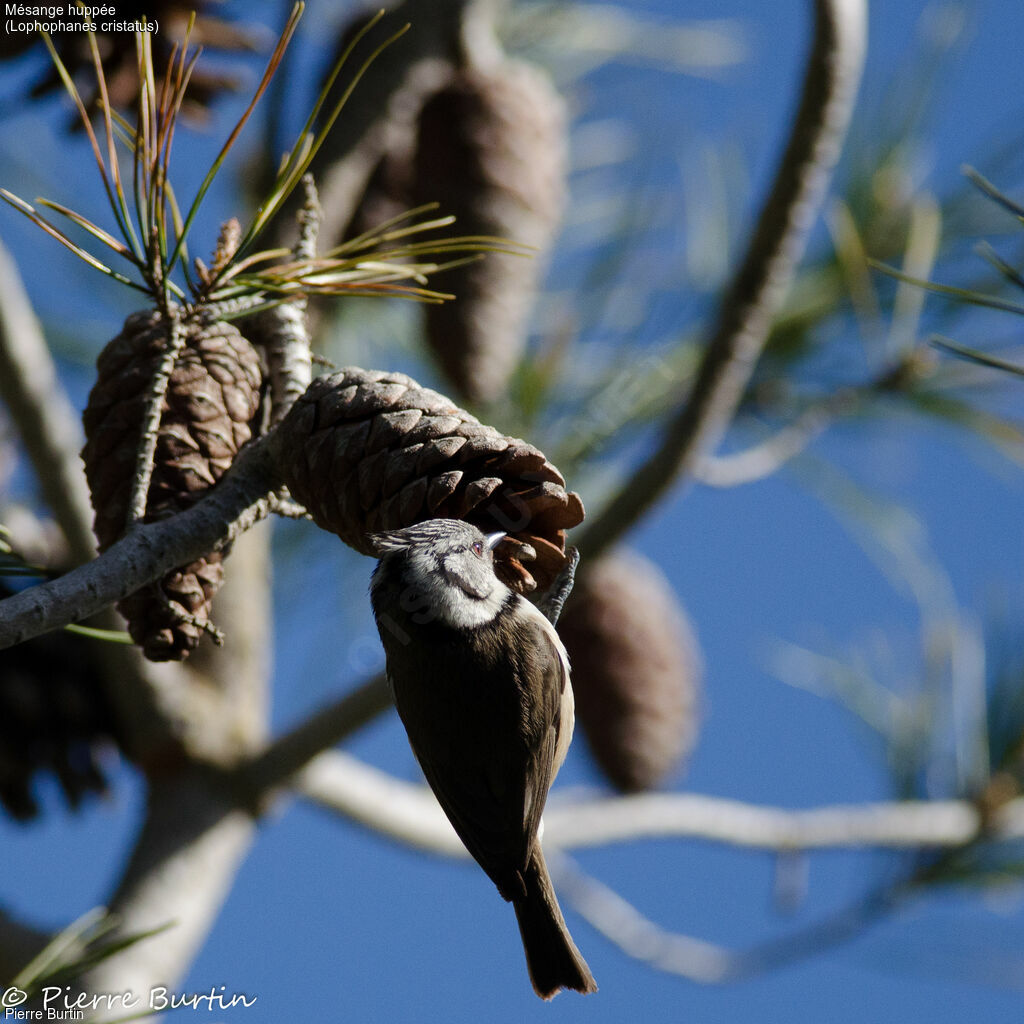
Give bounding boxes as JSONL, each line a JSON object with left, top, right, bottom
{"left": 400, "top": 547, "right": 508, "bottom": 629}
{"left": 431, "top": 577, "right": 507, "bottom": 628}
{"left": 442, "top": 555, "right": 491, "bottom": 599}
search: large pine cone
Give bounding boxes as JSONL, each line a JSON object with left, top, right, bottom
{"left": 558, "top": 550, "right": 702, "bottom": 792}
{"left": 412, "top": 59, "right": 568, "bottom": 404}
{"left": 340, "top": 56, "right": 451, "bottom": 242}
{"left": 82, "top": 310, "right": 262, "bottom": 660}
{"left": 272, "top": 368, "right": 583, "bottom": 594}
{"left": 0, "top": 592, "right": 118, "bottom": 820}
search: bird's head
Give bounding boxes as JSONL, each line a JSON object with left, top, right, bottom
{"left": 369, "top": 519, "right": 510, "bottom": 628}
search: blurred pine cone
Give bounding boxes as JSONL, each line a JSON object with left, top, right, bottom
{"left": 346, "top": 139, "right": 420, "bottom": 242}
{"left": 558, "top": 550, "right": 702, "bottom": 792}
{"left": 0, "top": 581, "right": 118, "bottom": 821}
{"left": 336, "top": 33, "right": 452, "bottom": 242}
{"left": 412, "top": 59, "right": 568, "bottom": 404}
{"left": 81, "top": 310, "right": 263, "bottom": 661}
{"left": 272, "top": 368, "right": 583, "bottom": 594}
{"left": 1, "top": 2, "right": 263, "bottom": 122}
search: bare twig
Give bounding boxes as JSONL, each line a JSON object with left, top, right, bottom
{"left": 546, "top": 850, "right": 741, "bottom": 983}
{"left": 547, "top": 850, "right": 902, "bottom": 984}
{"left": 124, "top": 305, "right": 184, "bottom": 527}
{"left": 0, "top": 238, "right": 96, "bottom": 565}
{"left": 578, "top": 0, "right": 867, "bottom": 558}
{"left": 294, "top": 174, "right": 321, "bottom": 263}
{"left": 244, "top": 175, "right": 318, "bottom": 426}
{"left": 294, "top": 750, "right": 1024, "bottom": 853}
{"left": 293, "top": 750, "right": 1024, "bottom": 987}
{"left": 242, "top": 674, "right": 393, "bottom": 799}
{"left": 695, "top": 403, "right": 839, "bottom": 487}
{"left": 0, "top": 436, "right": 282, "bottom": 649}
{"left": 298, "top": 750, "right": 465, "bottom": 856}
{"left": 694, "top": 345, "right": 937, "bottom": 488}
{"left": 544, "top": 791, "right": 1024, "bottom": 851}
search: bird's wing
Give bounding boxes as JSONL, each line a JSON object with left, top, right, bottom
{"left": 515, "top": 603, "right": 570, "bottom": 853}
{"left": 386, "top": 605, "right": 568, "bottom": 901}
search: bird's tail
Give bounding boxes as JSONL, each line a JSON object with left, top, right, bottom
{"left": 513, "top": 848, "right": 597, "bottom": 999}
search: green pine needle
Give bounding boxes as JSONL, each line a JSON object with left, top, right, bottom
{"left": 962, "top": 165, "right": 1024, "bottom": 223}
{"left": 63, "top": 623, "right": 134, "bottom": 643}
{"left": 2, "top": 4, "right": 527, "bottom": 318}
{"left": 868, "top": 260, "right": 1024, "bottom": 316}
{"left": 929, "top": 335, "right": 1024, "bottom": 379}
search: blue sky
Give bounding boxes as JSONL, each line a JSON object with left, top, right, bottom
{"left": 3, "top": 1, "right": 1024, "bottom": 1022}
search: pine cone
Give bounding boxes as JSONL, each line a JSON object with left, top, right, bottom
{"left": 334, "top": 27, "right": 451, "bottom": 242}
{"left": 558, "top": 550, "right": 702, "bottom": 792}
{"left": 412, "top": 59, "right": 568, "bottom": 404}
{"left": 0, "top": 597, "right": 118, "bottom": 820}
{"left": 82, "top": 310, "right": 263, "bottom": 660}
{"left": 272, "top": 368, "right": 583, "bottom": 593}
{"left": 346, "top": 146, "right": 419, "bottom": 242}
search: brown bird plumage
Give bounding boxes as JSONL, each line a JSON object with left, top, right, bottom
{"left": 369, "top": 521, "right": 596, "bottom": 998}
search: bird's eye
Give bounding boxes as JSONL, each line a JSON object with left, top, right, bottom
{"left": 472, "top": 541, "right": 484, "bottom": 557}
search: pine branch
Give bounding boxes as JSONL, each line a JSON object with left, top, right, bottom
{"left": 295, "top": 750, "right": 1024, "bottom": 853}
{"left": 578, "top": 0, "right": 868, "bottom": 558}
{"left": 80, "top": 527, "right": 272, "bottom": 1007}
{"left": 695, "top": 403, "right": 839, "bottom": 487}
{"left": 548, "top": 851, "right": 901, "bottom": 984}
{"left": 0, "top": 437, "right": 281, "bottom": 649}
{"left": 242, "top": 675, "right": 392, "bottom": 800}
{"left": 0, "top": 239, "right": 96, "bottom": 565}
{"left": 124, "top": 305, "right": 185, "bottom": 527}
{"left": 243, "top": 175, "right": 318, "bottom": 426}
{"left": 694, "top": 349, "right": 931, "bottom": 488}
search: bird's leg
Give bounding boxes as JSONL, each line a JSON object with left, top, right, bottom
{"left": 535, "top": 548, "right": 579, "bottom": 626}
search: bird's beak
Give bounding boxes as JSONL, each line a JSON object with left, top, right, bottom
{"left": 485, "top": 531, "right": 506, "bottom": 551}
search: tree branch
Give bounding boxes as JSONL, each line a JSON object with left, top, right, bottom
{"left": 124, "top": 308, "right": 185, "bottom": 529}
{"left": 242, "top": 674, "right": 393, "bottom": 800}
{"left": 245, "top": 175, "right": 318, "bottom": 427}
{"left": 544, "top": 791, "right": 1024, "bottom": 851}
{"left": 298, "top": 750, "right": 466, "bottom": 857}
{"left": 82, "top": 772, "right": 257, "bottom": 1020}
{"left": 80, "top": 525, "right": 273, "bottom": 1013}
{"left": 0, "top": 239, "right": 205, "bottom": 764}
{"left": 296, "top": 754, "right": 1021, "bottom": 986}
{"left": 547, "top": 850, "right": 902, "bottom": 984}
{"left": 0, "top": 237, "right": 96, "bottom": 565}
{"left": 294, "top": 750, "right": 1024, "bottom": 853}
{"left": 695, "top": 403, "right": 839, "bottom": 487}
{"left": 545, "top": 849, "right": 741, "bottom": 983}
{"left": 695, "top": 347, "right": 936, "bottom": 487}
{"left": 578, "top": 0, "right": 867, "bottom": 558}
{"left": 0, "top": 437, "right": 282, "bottom": 649}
